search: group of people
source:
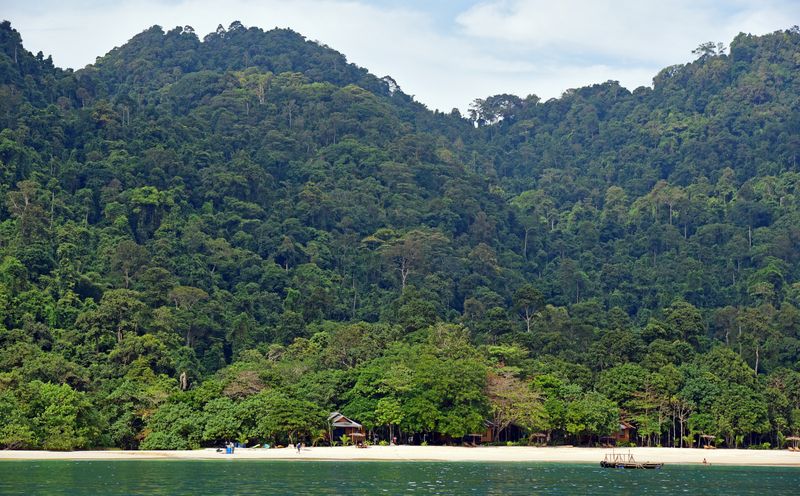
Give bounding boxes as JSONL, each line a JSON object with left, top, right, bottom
{"left": 218, "top": 441, "right": 303, "bottom": 453}
{"left": 222, "top": 436, "right": 425, "bottom": 453}
{"left": 214, "top": 441, "right": 236, "bottom": 454}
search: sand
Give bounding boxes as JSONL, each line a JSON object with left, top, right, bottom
{"left": 0, "top": 446, "right": 798, "bottom": 466}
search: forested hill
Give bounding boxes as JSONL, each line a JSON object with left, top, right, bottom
{"left": 92, "top": 23, "right": 390, "bottom": 97}
{"left": 1, "top": 20, "right": 799, "bottom": 451}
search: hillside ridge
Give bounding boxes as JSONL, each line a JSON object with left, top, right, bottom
{"left": 0, "top": 20, "right": 798, "bottom": 451}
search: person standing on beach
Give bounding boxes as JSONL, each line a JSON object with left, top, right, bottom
{"left": 296, "top": 442, "right": 301, "bottom": 453}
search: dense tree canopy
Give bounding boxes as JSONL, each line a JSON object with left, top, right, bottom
{"left": 1, "top": 20, "right": 800, "bottom": 449}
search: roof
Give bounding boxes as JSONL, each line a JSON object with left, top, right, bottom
{"left": 328, "top": 412, "right": 362, "bottom": 429}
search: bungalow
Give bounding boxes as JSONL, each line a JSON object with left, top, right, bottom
{"left": 472, "top": 420, "right": 528, "bottom": 444}
{"left": 613, "top": 419, "right": 635, "bottom": 444}
{"left": 328, "top": 412, "right": 364, "bottom": 443}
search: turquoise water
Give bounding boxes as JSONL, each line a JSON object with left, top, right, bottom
{"left": 0, "top": 461, "right": 797, "bottom": 495}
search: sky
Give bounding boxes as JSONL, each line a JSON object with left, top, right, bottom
{"left": 2, "top": 0, "right": 799, "bottom": 112}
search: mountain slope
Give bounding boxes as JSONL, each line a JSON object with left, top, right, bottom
{"left": 0, "top": 20, "right": 798, "bottom": 450}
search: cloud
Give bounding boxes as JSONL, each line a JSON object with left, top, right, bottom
{"left": 4, "top": 0, "right": 799, "bottom": 112}
{"left": 455, "top": 0, "right": 800, "bottom": 65}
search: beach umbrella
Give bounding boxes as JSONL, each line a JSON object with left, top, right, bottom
{"left": 348, "top": 432, "right": 366, "bottom": 447}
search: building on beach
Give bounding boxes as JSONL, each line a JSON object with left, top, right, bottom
{"left": 328, "top": 412, "right": 364, "bottom": 443}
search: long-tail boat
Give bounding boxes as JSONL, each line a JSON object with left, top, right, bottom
{"left": 600, "top": 450, "right": 663, "bottom": 469}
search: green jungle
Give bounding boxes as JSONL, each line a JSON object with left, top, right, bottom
{"left": 1, "top": 20, "right": 800, "bottom": 451}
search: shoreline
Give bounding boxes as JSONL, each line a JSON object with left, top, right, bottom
{"left": 0, "top": 446, "right": 799, "bottom": 466}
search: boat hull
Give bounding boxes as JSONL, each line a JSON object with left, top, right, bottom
{"left": 600, "top": 461, "right": 663, "bottom": 469}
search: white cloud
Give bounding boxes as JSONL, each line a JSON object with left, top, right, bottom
{"left": 456, "top": 0, "right": 800, "bottom": 65}
{"left": 4, "top": 0, "right": 799, "bottom": 112}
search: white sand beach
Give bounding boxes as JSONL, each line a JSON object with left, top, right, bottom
{"left": 1, "top": 446, "right": 798, "bottom": 466}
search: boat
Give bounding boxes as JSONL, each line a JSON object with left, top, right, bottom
{"left": 600, "top": 450, "right": 663, "bottom": 469}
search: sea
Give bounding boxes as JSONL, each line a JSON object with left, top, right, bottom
{"left": 0, "top": 460, "right": 796, "bottom": 495}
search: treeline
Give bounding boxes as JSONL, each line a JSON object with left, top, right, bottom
{"left": 0, "top": 20, "right": 798, "bottom": 450}
{"left": 3, "top": 320, "right": 797, "bottom": 450}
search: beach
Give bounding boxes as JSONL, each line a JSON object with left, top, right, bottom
{"left": 0, "top": 446, "right": 798, "bottom": 466}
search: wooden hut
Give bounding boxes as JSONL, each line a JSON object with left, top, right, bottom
{"left": 478, "top": 420, "right": 494, "bottom": 443}
{"left": 785, "top": 436, "right": 800, "bottom": 451}
{"left": 328, "top": 412, "right": 364, "bottom": 443}
{"left": 613, "top": 420, "right": 634, "bottom": 444}
{"left": 476, "top": 421, "right": 527, "bottom": 444}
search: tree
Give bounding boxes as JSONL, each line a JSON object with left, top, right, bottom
{"left": 565, "top": 392, "right": 619, "bottom": 445}
{"left": 0, "top": 392, "right": 36, "bottom": 449}
{"left": 111, "top": 239, "right": 148, "bottom": 288}
{"left": 692, "top": 41, "right": 726, "bottom": 59}
{"left": 713, "top": 383, "right": 769, "bottom": 448}
{"left": 556, "top": 258, "right": 588, "bottom": 304}
{"left": 202, "top": 397, "right": 241, "bottom": 443}
{"left": 513, "top": 284, "right": 544, "bottom": 333}
{"left": 77, "top": 289, "right": 146, "bottom": 345}
{"left": 381, "top": 230, "right": 448, "bottom": 290}
{"left": 597, "top": 363, "right": 649, "bottom": 410}
{"left": 469, "top": 94, "right": 523, "bottom": 126}
{"left": 486, "top": 370, "right": 543, "bottom": 441}
{"left": 167, "top": 286, "right": 209, "bottom": 347}
{"left": 664, "top": 300, "right": 706, "bottom": 348}
{"left": 6, "top": 180, "right": 49, "bottom": 242}
{"left": 141, "top": 402, "right": 205, "bottom": 450}
{"left": 737, "top": 305, "right": 776, "bottom": 375}
{"left": 240, "top": 390, "right": 325, "bottom": 445}
{"left": 275, "top": 235, "right": 304, "bottom": 271}
{"left": 136, "top": 267, "right": 176, "bottom": 307}
{"left": 168, "top": 286, "right": 209, "bottom": 311}
{"left": 375, "top": 397, "right": 403, "bottom": 443}
{"left": 20, "top": 381, "right": 99, "bottom": 450}
{"left": 227, "top": 312, "right": 256, "bottom": 358}
{"left": 0, "top": 256, "right": 27, "bottom": 293}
